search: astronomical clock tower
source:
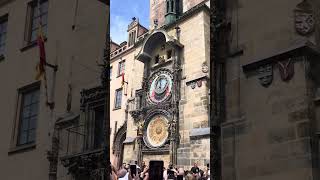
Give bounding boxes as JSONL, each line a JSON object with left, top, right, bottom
{"left": 131, "top": 29, "right": 183, "bottom": 166}
{"left": 119, "top": 0, "right": 210, "bottom": 169}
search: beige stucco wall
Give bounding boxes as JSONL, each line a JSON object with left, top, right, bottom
{"left": 0, "top": 0, "right": 107, "bottom": 179}
{"left": 109, "top": 46, "right": 145, "bottom": 165}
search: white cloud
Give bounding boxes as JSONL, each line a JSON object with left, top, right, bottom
{"left": 110, "top": 15, "right": 129, "bottom": 44}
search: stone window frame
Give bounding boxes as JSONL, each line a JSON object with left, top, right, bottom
{"left": 9, "top": 81, "right": 41, "bottom": 154}
{"left": 23, "top": 0, "right": 49, "bottom": 47}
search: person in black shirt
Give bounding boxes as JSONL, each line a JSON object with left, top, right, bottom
{"left": 190, "top": 162, "right": 200, "bottom": 178}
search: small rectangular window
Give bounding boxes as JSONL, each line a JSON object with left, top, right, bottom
{"left": 17, "top": 84, "right": 40, "bottom": 146}
{"left": 114, "top": 88, "right": 122, "bottom": 109}
{"left": 26, "top": 0, "right": 49, "bottom": 43}
{"left": 118, "top": 60, "right": 125, "bottom": 76}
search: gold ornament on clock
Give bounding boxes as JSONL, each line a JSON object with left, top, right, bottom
{"left": 146, "top": 115, "right": 169, "bottom": 147}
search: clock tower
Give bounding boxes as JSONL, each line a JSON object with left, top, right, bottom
{"left": 131, "top": 29, "right": 183, "bottom": 166}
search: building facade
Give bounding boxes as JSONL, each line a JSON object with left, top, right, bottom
{"left": 110, "top": 0, "right": 210, "bottom": 170}
{"left": 219, "top": 0, "right": 320, "bottom": 179}
{"left": 0, "top": 0, "right": 107, "bottom": 179}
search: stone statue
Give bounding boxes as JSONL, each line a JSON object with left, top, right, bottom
{"left": 137, "top": 121, "right": 144, "bottom": 136}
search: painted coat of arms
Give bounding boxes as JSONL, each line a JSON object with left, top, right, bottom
{"left": 294, "top": 0, "right": 315, "bottom": 36}
{"left": 258, "top": 64, "right": 273, "bottom": 87}
{"left": 278, "top": 58, "right": 294, "bottom": 81}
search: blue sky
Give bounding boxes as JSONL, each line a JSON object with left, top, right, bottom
{"left": 110, "top": 0, "right": 150, "bottom": 44}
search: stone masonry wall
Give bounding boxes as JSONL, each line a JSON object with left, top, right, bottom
{"left": 223, "top": 0, "right": 319, "bottom": 179}
{"left": 224, "top": 59, "right": 313, "bottom": 180}
{"left": 174, "top": 10, "right": 210, "bottom": 171}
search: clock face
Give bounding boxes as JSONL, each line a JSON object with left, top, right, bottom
{"left": 145, "top": 115, "right": 169, "bottom": 148}
{"left": 147, "top": 70, "right": 173, "bottom": 104}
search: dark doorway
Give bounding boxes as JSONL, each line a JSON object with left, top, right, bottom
{"left": 113, "top": 123, "right": 127, "bottom": 168}
{"left": 118, "top": 133, "right": 126, "bottom": 167}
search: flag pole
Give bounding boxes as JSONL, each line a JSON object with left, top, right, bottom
{"left": 37, "top": 0, "right": 49, "bottom": 107}
{"left": 36, "top": 0, "right": 57, "bottom": 109}
{"left": 35, "top": 2, "right": 58, "bottom": 180}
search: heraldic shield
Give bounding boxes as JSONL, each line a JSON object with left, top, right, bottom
{"left": 258, "top": 64, "right": 273, "bottom": 87}
{"left": 278, "top": 58, "right": 294, "bottom": 81}
{"left": 294, "top": 0, "right": 315, "bottom": 36}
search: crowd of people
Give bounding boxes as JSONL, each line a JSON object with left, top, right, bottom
{"left": 110, "top": 161, "right": 210, "bottom": 180}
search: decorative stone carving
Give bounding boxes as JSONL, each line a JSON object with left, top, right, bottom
{"left": 159, "top": 56, "right": 166, "bottom": 63}
{"left": 137, "top": 121, "right": 144, "bottom": 137}
{"left": 130, "top": 109, "right": 142, "bottom": 120}
{"left": 294, "top": 0, "right": 315, "bottom": 36}
{"left": 60, "top": 149, "right": 104, "bottom": 178}
{"left": 153, "top": 19, "right": 158, "bottom": 29}
{"left": 186, "top": 75, "right": 208, "bottom": 89}
{"left": 190, "top": 82, "right": 196, "bottom": 89}
{"left": 80, "top": 86, "right": 106, "bottom": 111}
{"left": 278, "top": 58, "right": 294, "bottom": 81}
{"left": 197, "top": 79, "right": 202, "bottom": 87}
{"left": 202, "top": 62, "right": 209, "bottom": 73}
{"left": 258, "top": 64, "right": 273, "bottom": 87}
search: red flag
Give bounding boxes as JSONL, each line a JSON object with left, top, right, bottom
{"left": 121, "top": 72, "right": 125, "bottom": 87}
{"left": 35, "top": 1, "right": 46, "bottom": 80}
{"left": 35, "top": 34, "right": 46, "bottom": 80}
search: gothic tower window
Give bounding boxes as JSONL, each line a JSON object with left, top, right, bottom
{"left": 132, "top": 30, "right": 136, "bottom": 45}
{"left": 128, "top": 33, "right": 132, "bottom": 46}
{"left": 128, "top": 30, "right": 136, "bottom": 47}
{"left": 165, "top": 0, "right": 181, "bottom": 24}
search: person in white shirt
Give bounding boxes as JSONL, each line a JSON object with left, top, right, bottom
{"left": 118, "top": 169, "right": 129, "bottom": 180}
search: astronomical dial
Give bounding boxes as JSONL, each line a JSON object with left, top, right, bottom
{"left": 145, "top": 115, "right": 169, "bottom": 148}
{"left": 155, "top": 77, "right": 168, "bottom": 94}
{"left": 147, "top": 70, "right": 173, "bottom": 104}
